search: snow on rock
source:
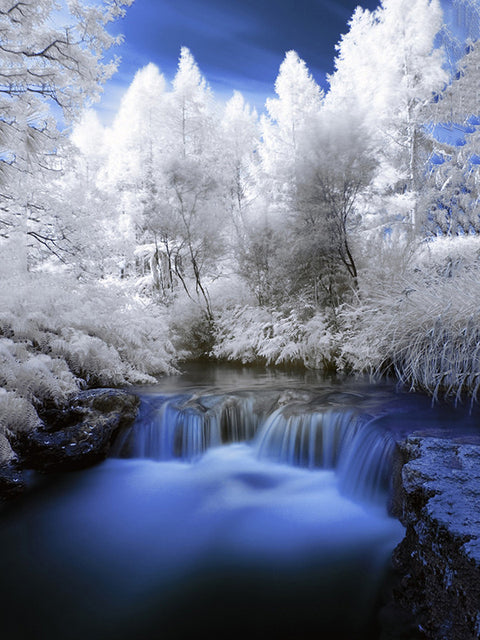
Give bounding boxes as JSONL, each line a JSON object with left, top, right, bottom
{"left": 11, "top": 389, "right": 140, "bottom": 475}
{"left": 393, "top": 436, "right": 480, "bottom": 640}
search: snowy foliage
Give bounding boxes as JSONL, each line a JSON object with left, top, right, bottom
{"left": 0, "top": 0, "right": 133, "bottom": 265}
{"left": 0, "top": 273, "right": 177, "bottom": 453}
{"left": 212, "top": 306, "right": 337, "bottom": 369}
{"left": 1, "top": 0, "right": 480, "bottom": 434}
{"left": 339, "top": 246, "right": 480, "bottom": 401}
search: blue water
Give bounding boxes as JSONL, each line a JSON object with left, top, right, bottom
{"left": 0, "top": 366, "right": 477, "bottom": 640}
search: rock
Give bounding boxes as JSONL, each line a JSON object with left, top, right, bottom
{"left": 392, "top": 436, "right": 480, "bottom": 640}
{"left": 12, "top": 389, "right": 140, "bottom": 473}
{"left": 0, "top": 463, "right": 26, "bottom": 500}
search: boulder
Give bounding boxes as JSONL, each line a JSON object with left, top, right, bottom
{"left": 12, "top": 389, "right": 140, "bottom": 473}
{"left": 392, "top": 436, "right": 480, "bottom": 640}
{"left": 0, "top": 462, "right": 26, "bottom": 501}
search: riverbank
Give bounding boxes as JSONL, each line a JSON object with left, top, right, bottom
{"left": 391, "top": 436, "right": 480, "bottom": 640}
{"left": 0, "top": 388, "right": 140, "bottom": 499}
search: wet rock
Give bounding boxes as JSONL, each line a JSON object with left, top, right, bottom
{"left": 13, "top": 389, "right": 140, "bottom": 473}
{"left": 392, "top": 436, "right": 480, "bottom": 640}
{"left": 0, "top": 463, "right": 26, "bottom": 500}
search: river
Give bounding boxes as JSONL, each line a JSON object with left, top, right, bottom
{"left": 1, "top": 365, "right": 478, "bottom": 640}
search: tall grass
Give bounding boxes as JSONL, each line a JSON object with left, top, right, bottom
{"left": 341, "top": 268, "right": 480, "bottom": 403}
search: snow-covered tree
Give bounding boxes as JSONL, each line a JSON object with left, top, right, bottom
{"left": 287, "top": 109, "right": 377, "bottom": 307}
{"left": 260, "top": 50, "right": 324, "bottom": 219}
{"left": 239, "top": 52, "right": 324, "bottom": 306}
{"left": 101, "top": 63, "right": 169, "bottom": 286}
{"left": 220, "top": 91, "right": 259, "bottom": 238}
{"left": 0, "top": 0, "right": 132, "bottom": 266}
{"left": 423, "top": 41, "right": 480, "bottom": 236}
{"left": 327, "top": 0, "right": 447, "bottom": 237}
{"left": 160, "top": 48, "right": 226, "bottom": 317}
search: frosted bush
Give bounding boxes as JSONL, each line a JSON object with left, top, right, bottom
{"left": 0, "top": 273, "right": 177, "bottom": 447}
{"left": 0, "top": 432, "right": 14, "bottom": 465}
{"left": 212, "top": 306, "right": 337, "bottom": 368}
{"left": 303, "top": 315, "right": 338, "bottom": 370}
{"left": 415, "top": 236, "right": 480, "bottom": 277}
{"left": 0, "top": 339, "right": 78, "bottom": 405}
{"left": 340, "top": 267, "right": 480, "bottom": 401}
{"left": 0, "top": 390, "right": 41, "bottom": 436}
{"left": 0, "top": 273, "right": 176, "bottom": 387}
{"left": 212, "top": 306, "right": 273, "bottom": 363}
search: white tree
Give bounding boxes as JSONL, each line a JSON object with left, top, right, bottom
{"left": 0, "top": 0, "right": 132, "bottom": 267}
{"left": 101, "top": 63, "right": 168, "bottom": 286}
{"left": 259, "top": 50, "right": 324, "bottom": 219}
{"left": 160, "top": 47, "right": 226, "bottom": 318}
{"left": 241, "top": 51, "right": 324, "bottom": 306}
{"left": 327, "top": 0, "right": 447, "bottom": 237}
{"left": 220, "top": 91, "right": 258, "bottom": 234}
{"left": 220, "top": 90, "right": 260, "bottom": 294}
{"left": 423, "top": 41, "right": 480, "bottom": 236}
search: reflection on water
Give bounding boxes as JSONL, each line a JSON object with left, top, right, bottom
{"left": 0, "top": 364, "right": 478, "bottom": 640}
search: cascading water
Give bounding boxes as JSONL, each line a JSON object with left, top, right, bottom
{"left": 5, "top": 368, "right": 444, "bottom": 640}
{"left": 112, "top": 392, "right": 263, "bottom": 461}
{"left": 115, "top": 391, "right": 397, "bottom": 505}
{"left": 253, "top": 404, "right": 396, "bottom": 503}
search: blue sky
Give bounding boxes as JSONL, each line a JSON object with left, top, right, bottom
{"left": 98, "top": 0, "right": 467, "bottom": 124}
{"left": 98, "top": 0, "right": 381, "bottom": 122}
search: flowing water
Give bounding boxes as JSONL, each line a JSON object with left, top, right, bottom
{"left": 1, "top": 365, "right": 479, "bottom": 640}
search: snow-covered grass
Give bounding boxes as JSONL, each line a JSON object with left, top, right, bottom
{"left": 340, "top": 268, "right": 480, "bottom": 402}
{"left": 0, "top": 273, "right": 177, "bottom": 463}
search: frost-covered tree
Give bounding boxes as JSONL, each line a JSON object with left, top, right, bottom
{"left": 241, "top": 52, "right": 323, "bottom": 306}
{"left": 260, "top": 50, "right": 324, "bottom": 219}
{"left": 287, "top": 110, "right": 377, "bottom": 307}
{"left": 327, "top": 0, "right": 447, "bottom": 237}
{"left": 0, "top": 0, "right": 132, "bottom": 267}
{"left": 47, "top": 112, "right": 123, "bottom": 278}
{"left": 423, "top": 41, "right": 480, "bottom": 236}
{"left": 101, "top": 63, "right": 170, "bottom": 287}
{"left": 219, "top": 90, "right": 262, "bottom": 300}
{"left": 160, "top": 47, "right": 226, "bottom": 318}
{"left": 220, "top": 91, "right": 259, "bottom": 238}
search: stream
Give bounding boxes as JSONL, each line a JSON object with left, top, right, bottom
{"left": 1, "top": 365, "right": 479, "bottom": 640}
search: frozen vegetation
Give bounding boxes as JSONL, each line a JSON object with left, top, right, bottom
{"left": 1, "top": 0, "right": 480, "bottom": 462}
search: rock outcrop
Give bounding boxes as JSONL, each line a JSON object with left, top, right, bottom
{"left": 10, "top": 388, "right": 140, "bottom": 476}
{"left": 392, "top": 436, "right": 480, "bottom": 640}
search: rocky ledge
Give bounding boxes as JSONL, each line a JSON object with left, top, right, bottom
{"left": 0, "top": 389, "right": 139, "bottom": 499}
{"left": 392, "top": 436, "right": 480, "bottom": 640}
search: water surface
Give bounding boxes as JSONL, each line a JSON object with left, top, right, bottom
{"left": 1, "top": 365, "right": 477, "bottom": 640}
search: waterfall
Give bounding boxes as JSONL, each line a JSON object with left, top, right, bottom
{"left": 112, "top": 392, "right": 263, "bottom": 461}
{"left": 113, "top": 390, "right": 397, "bottom": 505}
{"left": 254, "top": 405, "right": 396, "bottom": 504}
{"left": 254, "top": 405, "right": 356, "bottom": 469}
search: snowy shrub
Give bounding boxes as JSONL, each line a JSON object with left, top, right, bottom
{"left": 0, "top": 389, "right": 42, "bottom": 462}
{"left": 0, "top": 432, "right": 14, "bottom": 465}
{"left": 0, "top": 339, "right": 78, "bottom": 406}
{"left": 302, "top": 315, "right": 339, "bottom": 370}
{"left": 169, "top": 295, "right": 215, "bottom": 360}
{"left": 0, "top": 390, "right": 41, "bottom": 434}
{"left": 0, "top": 273, "right": 176, "bottom": 386}
{"left": 415, "top": 236, "right": 480, "bottom": 278}
{"left": 212, "top": 305, "right": 337, "bottom": 368}
{"left": 340, "top": 267, "right": 480, "bottom": 402}
{"left": 0, "top": 273, "right": 178, "bottom": 444}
